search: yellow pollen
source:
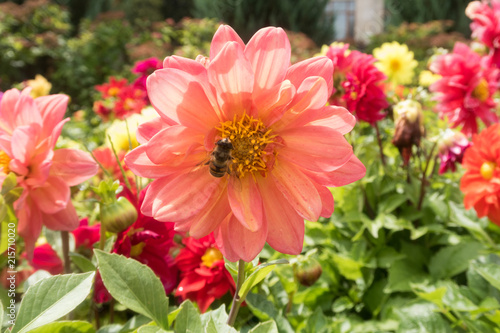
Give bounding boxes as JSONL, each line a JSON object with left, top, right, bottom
{"left": 390, "top": 59, "right": 401, "bottom": 72}
{"left": 216, "top": 113, "right": 276, "bottom": 178}
{"left": 0, "top": 151, "right": 11, "bottom": 174}
{"left": 472, "top": 78, "right": 490, "bottom": 102}
{"left": 201, "top": 247, "right": 223, "bottom": 268}
{"left": 480, "top": 161, "right": 496, "bottom": 180}
{"left": 130, "top": 242, "right": 146, "bottom": 257}
{"left": 108, "top": 87, "right": 120, "bottom": 97}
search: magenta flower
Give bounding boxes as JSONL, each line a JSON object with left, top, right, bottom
{"left": 438, "top": 129, "right": 471, "bottom": 174}
{"left": 125, "top": 25, "right": 365, "bottom": 262}
{"left": 430, "top": 42, "right": 499, "bottom": 136}
{"left": 0, "top": 88, "right": 98, "bottom": 257}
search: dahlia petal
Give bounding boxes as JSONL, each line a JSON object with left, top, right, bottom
{"left": 228, "top": 176, "right": 263, "bottom": 231}
{"left": 285, "top": 57, "right": 334, "bottom": 97}
{"left": 147, "top": 68, "right": 220, "bottom": 133}
{"left": 0, "top": 134, "right": 12, "bottom": 156}
{"left": 210, "top": 25, "right": 245, "bottom": 60}
{"left": 51, "top": 148, "right": 98, "bottom": 186}
{"left": 31, "top": 175, "right": 70, "bottom": 214}
{"left": 0, "top": 88, "right": 20, "bottom": 134}
{"left": 309, "top": 105, "right": 356, "bottom": 135}
{"left": 279, "top": 125, "right": 353, "bottom": 172}
{"left": 15, "top": 88, "right": 42, "bottom": 128}
{"left": 254, "top": 80, "right": 295, "bottom": 126}
{"left": 25, "top": 151, "right": 53, "bottom": 186}
{"left": 256, "top": 176, "right": 304, "bottom": 255}
{"left": 313, "top": 182, "right": 335, "bottom": 218}
{"left": 145, "top": 126, "right": 204, "bottom": 164}
{"left": 215, "top": 214, "right": 267, "bottom": 262}
{"left": 16, "top": 194, "right": 43, "bottom": 260}
{"left": 208, "top": 42, "right": 255, "bottom": 120}
{"left": 272, "top": 160, "right": 321, "bottom": 221}
{"left": 163, "top": 55, "right": 208, "bottom": 79}
{"left": 305, "top": 154, "right": 366, "bottom": 187}
{"left": 49, "top": 117, "right": 70, "bottom": 148}
{"left": 148, "top": 168, "right": 222, "bottom": 222}
{"left": 245, "top": 27, "right": 291, "bottom": 97}
{"left": 42, "top": 199, "right": 79, "bottom": 231}
{"left": 35, "top": 94, "right": 69, "bottom": 138}
{"left": 11, "top": 124, "right": 40, "bottom": 164}
{"left": 136, "top": 117, "right": 171, "bottom": 144}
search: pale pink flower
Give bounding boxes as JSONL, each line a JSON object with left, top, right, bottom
{"left": 125, "top": 26, "right": 365, "bottom": 262}
{"left": 430, "top": 42, "right": 499, "bottom": 136}
{"left": 0, "top": 88, "right": 98, "bottom": 257}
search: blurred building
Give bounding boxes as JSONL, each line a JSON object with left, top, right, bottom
{"left": 326, "top": 0, "right": 384, "bottom": 43}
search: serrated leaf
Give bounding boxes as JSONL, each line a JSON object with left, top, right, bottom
{"left": 428, "top": 242, "right": 483, "bottom": 279}
{"left": 119, "top": 315, "right": 151, "bottom": 333}
{"left": 70, "top": 252, "right": 96, "bottom": 273}
{"left": 28, "top": 321, "right": 95, "bottom": 333}
{"left": 238, "top": 260, "right": 288, "bottom": 299}
{"left": 245, "top": 293, "right": 277, "bottom": 321}
{"left": 474, "top": 263, "right": 500, "bottom": 291}
{"left": 248, "top": 320, "right": 278, "bottom": 333}
{"left": 204, "top": 317, "right": 237, "bottom": 333}
{"left": 200, "top": 304, "right": 228, "bottom": 328}
{"left": 174, "top": 301, "right": 202, "bottom": 333}
{"left": 94, "top": 250, "right": 169, "bottom": 330}
{"left": 12, "top": 272, "right": 95, "bottom": 333}
{"left": 137, "top": 327, "right": 168, "bottom": 333}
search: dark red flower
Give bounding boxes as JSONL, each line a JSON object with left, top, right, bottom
{"left": 72, "top": 218, "right": 100, "bottom": 251}
{"left": 30, "top": 243, "right": 63, "bottom": 275}
{"left": 175, "top": 234, "right": 235, "bottom": 313}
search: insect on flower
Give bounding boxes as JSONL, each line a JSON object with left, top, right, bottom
{"left": 207, "top": 138, "right": 234, "bottom": 178}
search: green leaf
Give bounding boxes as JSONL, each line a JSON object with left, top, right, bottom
{"left": 306, "top": 307, "right": 328, "bottom": 333}
{"left": 0, "top": 301, "right": 3, "bottom": 328}
{"left": 96, "top": 325, "right": 122, "bottom": 333}
{"left": 428, "top": 242, "right": 483, "bottom": 279}
{"left": 28, "top": 321, "right": 95, "bottom": 333}
{"left": 395, "top": 302, "right": 452, "bottom": 333}
{"left": 119, "top": 315, "right": 151, "bottom": 333}
{"left": 12, "top": 272, "right": 95, "bottom": 333}
{"left": 245, "top": 293, "right": 277, "bottom": 321}
{"left": 1, "top": 173, "right": 17, "bottom": 195}
{"left": 386, "top": 260, "right": 429, "bottom": 293}
{"left": 94, "top": 250, "right": 169, "bottom": 330}
{"left": 174, "top": 301, "right": 202, "bottom": 333}
{"left": 238, "top": 260, "right": 288, "bottom": 299}
{"left": 200, "top": 304, "right": 228, "bottom": 328}
{"left": 204, "top": 317, "right": 237, "bottom": 333}
{"left": 332, "top": 254, "right": 363, "bottom": 280}
{"left": 137, "top": 327, "right": 168, "bottom": 333}
{"left": 474, "top": 263, "right": 500, "bottom": 291}
{"left": 248, "top": 320, "right": 279, "bottom": 333}
{"left": 70, "top": 252, "right": 96, "bottom": 273}
{"left": 378, "top": 194, "right": 408, "bottom": 214}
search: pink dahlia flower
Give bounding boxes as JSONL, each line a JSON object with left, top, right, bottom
{"left": 0, "top": 88, "right": 98, "bottom": 257}
{"left": 438, "top": 129, "right": 471, "bottom": 174}
{"left": 132, "top": 57, "right": 163, "bottom": 97}
{"left": 430, "top": 42, "right": 499, "bottom": 136}
{"left": 466, "top": 0, "right": 500, "bottom": 68}
{"left": 125, "top": 25, "right": 366, "bottom": 262}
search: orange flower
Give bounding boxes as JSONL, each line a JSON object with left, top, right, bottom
{"left": 460, "top": 123, "right": 500, "bottom": 224}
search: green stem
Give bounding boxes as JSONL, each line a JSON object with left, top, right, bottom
{"left": 99, "top": 206, "right": 107, "bottom": 251}
{"left": 417, "top": 141, "right": 437, "bottom": 211}
{"left": 61, "top": 231, "right": 71, "bottom": 274}
{"left": 227, "top": 260, "right": 246, "bottom": 327}
{"left": 374, "top": 122, "right": 386, "bottom": 167}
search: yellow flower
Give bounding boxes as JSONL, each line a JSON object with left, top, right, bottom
{"left": 106, "top": 107, "right": 158, "bottom": 152}
{"left": 418, "top": 70, "right": 441, "bottom": 88}
{"left": 27, "top": 74, "right": 52, "bottom": 98}
{"left": 373, "top": 42, "right": 418, "bottom": 85}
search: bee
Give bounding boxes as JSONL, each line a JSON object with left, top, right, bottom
{"left": 207, "top": 138, "right": 234, "bottom": 178}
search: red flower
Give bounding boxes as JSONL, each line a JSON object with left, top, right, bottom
{"left": 132, "top": 57, "right": 162, "bottom": 99}
{"left": 430, "top": 42, "right": 499, "bottom": 136}
{"left": 175, "top": 234, "right": 235, "bottom": 313}
{"left": 461, "top": 123, "right": 500, "bottom": 224}
{"left": 95, "top": 77, "right": 128, "bottom": 98}
{"left": 30, "top": 243, "right": 63, "bottom": 275}
{"left": 438, "top": 129, "right": 471, "bottom": 174}
{"left": 72, "top": 218, "right": 100, "bottom": 251}
{"left": 93, "top": 147, "right": 135, "bottom": 190}
{"left": 94, "top": 186, "right": 179, "bottom": 303}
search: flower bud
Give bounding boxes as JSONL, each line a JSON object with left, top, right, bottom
{"left": 294, "top": 258, "right": 323, "bottom": 287}
{"left": 392, "top": 99, "right": 424, "bottom": 166}
{"left": 100, "top": 196, "right": 138, "bottom": 233}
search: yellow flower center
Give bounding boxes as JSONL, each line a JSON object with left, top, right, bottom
{"left": 480, "top": 161, "right": 496, "bottom": 180}
{"left": 472, "top": 78, "right": 489, "bottom": 102}
{"left": 130, "top": 242, "right": 146, "bottom": 257}
{"left": 216, "top": 113, "right": 276, "bottom": 178}
{"left": 108, "top": 87, "right": 120, "bottom": 97}
{"left": 390, "top": 58, "right": 401, "bottom": 72}
{"left": 0, "top": 151, "right": 11, "bottom": 174}
{"left": 201, "top": 247, "right": 223, "bottom": 268}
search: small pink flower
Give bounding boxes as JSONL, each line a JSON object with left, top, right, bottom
{"left": 132, "top": 57, "right": 163, "bottom": 99}
{"left": 466, "top": 0, "right": 500, "bottom": 68}
{"left": 30, "top": 243, "right": 63, "bottom": 275}
{"left": 438, "top": 129, "right": 471, "bottom": 174}
{"left": 0, "top": 88, "right": 98, "bottom": 257}
{"left": 72, "top": 218, "right": 101, "bottom": 250}
{"left": 430, "top": 42, "right": 499, "bottom": 136}
{"left": 125, "top": 25, "right": 365, "bottom": 262}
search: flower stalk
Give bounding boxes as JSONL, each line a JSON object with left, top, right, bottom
{"left": 61, "top": 231, "right": 71, "bottom": 274}
{"left": 227, "top": 260, "right": 246, "bottom": 327}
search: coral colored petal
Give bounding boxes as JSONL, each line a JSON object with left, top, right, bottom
{"left": 256, "top": 176, "right": 304, "bottom": 255}
{"left": 0, "top": 88, "right": 20, "bottom": 134}
{"left": 272, "top": 160, "right": 321, "bottom": 221}
{"left": 228, "top": 176, "right": 263, "bottom": 231}
{"left": 254, "top": 80, "right": 295, "bottom": 126}
{"left": 148, "top": 168, "right": 222, "bottom": 222}
{"left": 136, "top": 117, "right": 171, "bottom": 144}
{"left": 51, "top": 148, "right": 98, "bottom": 186}
{"left": 15, "top": 88, "right": 42, "bottom": 128}
{"left": 25, "top": 150, "right": 53, "bottom": 186}
{"left": 48, "top": 117, "right": 70, "bottom": 148}
{"left": 0, "top": 134, "right": 12, "bottom": 156}
{"left": 305, "top": 154, "right": 366, "bottom": 187}
{"left": 163, "top": 55, "right": 208, "bottom": 79}
{"left": 11, "top": 124, "right": 40, "bottom": 164}
{"left": 35, "top": 94, "right": 69, "bottom": 138}
{"left": 245, "top": 27, "right": 291, "bottom": 97}
{"left": 42, "top": 199, "right": 79, "bottom": 231}
{"left": 310, "top": 105, "right": 356, "bottom": 135}
{"left": 147, "top": 68, "right": 220, "bottom": 133}
{"left": 16, "top": 193, "right": 43, "bottom": 260}
{"left": 31, "top": 176, "right": 70, "bottom": 214}
{"left": 208, "top": 42, "right": 255, "bottom": 120}
{"left": 279, "top": 126, "right": 353, "bottom": 172}
{"left": 312, "top": 181, "right": 334, "bottom": 218}
{"left": 285, "top": 57, "right": 334, "bottom": 97}
{"left": 210, "top": 25, "right": 245, "bottom": 60}
{"left": 145, "top": 125, "right": 204, "bottom": 164}
{"left": 215, "top": 214, "right": 267, "bottom": 262}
